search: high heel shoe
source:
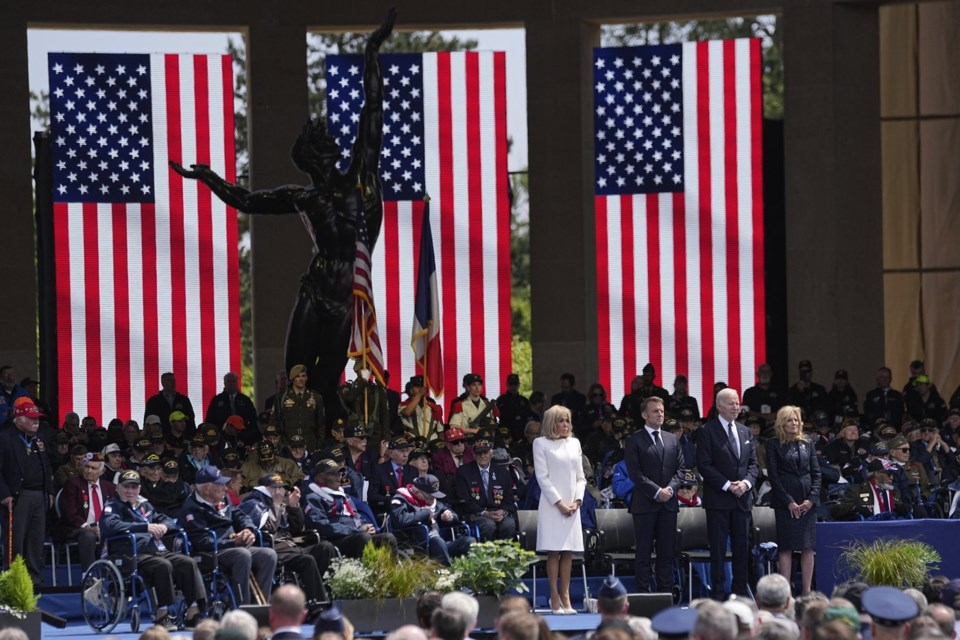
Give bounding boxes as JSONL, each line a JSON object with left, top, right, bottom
{"left": 549, "top": 597, "right": 565, "bottom": 615}
{"left": 560, "top": 597, "right": 577, "bottom": 614}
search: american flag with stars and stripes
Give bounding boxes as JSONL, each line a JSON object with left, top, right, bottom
{"left": 48, "top": 52, "right": 240, "bottom": 424}
{"left": 593, "top": 40, "right": 766, "bottom": 413}
{"left": 327, "top": 51, "right": 512, "bottom": 400}
{"left": 347, "top": 208, "right": 387, "bottom": 386}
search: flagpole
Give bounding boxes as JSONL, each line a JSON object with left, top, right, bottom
{"left": 420, "top": 194, "right": 431, "bottom": 439}
{"left": 361, "top": 302, "right": 370, "bottom": 425}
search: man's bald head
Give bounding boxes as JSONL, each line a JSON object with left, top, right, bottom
{"left": 269, "top": 584, "right": 306, "bottom": 629}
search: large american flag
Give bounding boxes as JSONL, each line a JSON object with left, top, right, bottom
{"left": 593, "top": 40, "right": 766, "bottom": 411}
{"left": 48, "top": 52, "right": 240, "bottom": 423}
{"left": 327, "top": 51, "right": 512, "bottom": 400}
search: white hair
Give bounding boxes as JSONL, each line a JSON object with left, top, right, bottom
{"left": 441, "top": 591, "right": 479, "bottom": 631}
{"left": 219, "top": 609, "right": 259, "bottom": 640}
{"left": 717, "top": 388, "right": 740, "bottom": 404}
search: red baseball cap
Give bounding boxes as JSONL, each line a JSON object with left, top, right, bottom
{"left": 224, "top": 415, "right": 246, "bottom": 431}
{"left": 13, "top": 400, "right": 44, "bottom": 419}
{"left": 443, "top": 427, "right": 466, "bottom": 443}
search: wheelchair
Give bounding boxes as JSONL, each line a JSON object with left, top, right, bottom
{"left": 187, "top": 529, "right": 241, "bottom": 618}
{"left": 79, "top": 532, "right": 189, "bottom": 634}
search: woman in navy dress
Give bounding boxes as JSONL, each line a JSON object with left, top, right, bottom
{"left": 765, "top": 404, "right": 820, "bottom": 594}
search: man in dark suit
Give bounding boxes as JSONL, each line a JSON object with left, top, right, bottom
{"left": 368, "top": 436, "right": 417, "bottom": 513}
{"left": 57, "top": 453, "right": 117, "bottom": 570}
{"left": 696, "top": 387, "right": 759, "bottom": 600}
{"left": 205, "top": 371, "right": 259, "bottom": 433}
{"left": 454, "top": 439, "right": 518, "bottom": 540}
{"left": 269, "top": 584, "right": 308, "bottom": 640}
{"left": 625, "top": 396, "right": 686, "bottom": 593}
{"left": 0, "top": 400, "right": 55, "bottom": 588}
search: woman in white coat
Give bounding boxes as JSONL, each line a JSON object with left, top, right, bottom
{"left": 533, "top": 405, "right": 587, "bottom": 614}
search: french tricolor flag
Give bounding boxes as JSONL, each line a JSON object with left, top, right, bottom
{"left": 411, "top": 198, "right": 444, "bottom": 398}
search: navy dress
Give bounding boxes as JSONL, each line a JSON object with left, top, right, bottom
{"left": 765, "top": 437, "right": 821, "bottom": 550}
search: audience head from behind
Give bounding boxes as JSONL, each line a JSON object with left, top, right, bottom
{"left": 497, "top": 595, "right": 532, "bottom": 628}
{"left": 812, "top": 621, "right": 858, "bottom": 640}
{"left": 756, "top": 574, "right": 794, "bottom": 615}
{"left": 192, "top": 619, "right": 221, "bottom": 640}
{"left": 723, "top": 598, "right": 758, "bottom": 639}
{"left": 861, "top": 586, "right": 921, "bottom": 640}
{"left": 923, "top": 604, "right": 956, "bottom": 640}
{"left": 442, "top": 591, "right": 480, "bottom": 632}
{"left": 313, "top": 602, "right": 348, "bottom": 640}
{"left": 598, "top": 576, "right": 630, "bottom": 619}
{"left": 497, "top": 611, "right": 541, "bottom": 640}
{"left": 594, "top": 619, "right": 637, "bottom": 640}
{"left": 906, "top": 614, "right": 945, "bottom": 640}
{"left": 0, "top": 629, "right": 30, "bottom": 640}
{"left": 387, "top": 626, "right": 429, "bottom": 640}
{"left": 218, "top": 609, "right": 260, "bottom": 640}
{"left": 693, "top": 602, "right": 738, "bottom": 640}
{"left": 432, "top": 608, "right": 469, "bottom": 640}
{"left": 418, "top": 593, "right": 444, "bottom": 629}
{"left": 652, "top": 605, "right": 702, "bottom": 640}
{"left": 270, "top": 584, "right": 307, "bottom": 632}
{"left": 139, "top": 626, "right": 175, "bottom": 640}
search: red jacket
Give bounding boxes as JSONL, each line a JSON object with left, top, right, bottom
{"left": 57, "top": 474, "right": 116, "bottom": 535}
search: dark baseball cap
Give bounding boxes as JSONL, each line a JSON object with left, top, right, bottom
{"left": 412, "top": 474, "right": 445, "bottom": 498}
{"left": 195, "top": 465, "right": 231, "bottom": 485}
{"left": 162, "top": 459, "right": 179, "bottom": 475}
{"left": 289, "top": 434, "right": 306, "bottom": 447}
{"left": 312, "top": 458, "right": 345, "bottom": 476}
{"left": 141, "top": 453, "right": 162, "bottom": 467}
{"left": 258, "top": 473, "right": 290, "bottom": 489}
{"left": 389, "top": 436, "right": 413, "bottom": 450}
{"left": 118, "top": 470, "right": 141, "bottom": 485}
{"left": 462, "top": 373, "right": 482, "bottom": 386}
{"left": 473, "top": 439, "right": 493, "bottom": 453}
{"left": 257, "top": 441, "right": 276, "bottom": 461}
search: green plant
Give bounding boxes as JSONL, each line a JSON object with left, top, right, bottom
{"left": 325, "top": 542, "right": 445, "bottom": 600}
{"left": 451, "top": 540, "right": 538, "bottom": 598}
{"left": 840, "top": 538, "right": 940, "bottom": 588}
{"left": 0, "top": 556, "right": 39, "bottom": 616}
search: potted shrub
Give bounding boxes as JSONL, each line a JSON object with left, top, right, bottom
{"left": 326, "top": 543, "right": 446, "bottom": 631}
{"left": 839, "top": 538, "right": 941, "bottom": 588}
{"left": 450, "top": 540, "right": 538, "bottom": 627}
{"left": 0, "top": 556, "right": 41, "bottom": 639}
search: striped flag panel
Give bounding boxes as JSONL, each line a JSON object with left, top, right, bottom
{"left": 594, "top": 39, "right": 765, "bottom": 413}
{"left": 328, "top": 51, "right": 511, "bottom": 400}
{"left": 49, "top": 52, "right": 239, "bottom": 423}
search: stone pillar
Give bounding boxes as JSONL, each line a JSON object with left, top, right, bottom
{"left": 0, "top": 13, "right": 39, "bottom": 378}
{"left": 527, "top": 17, "right": 600, "bottom": 393}
{"left": 782, "top": 2, "right": 884, "bottom": 391}
{"left": 246, "top": 19, "right": 312, "bottom": 404}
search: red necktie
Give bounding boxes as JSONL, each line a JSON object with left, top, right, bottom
{"left": 91, "top": 484, "right": 102, "bottom": 520}
{"left": 396, "top": 466, "right": 403, "bottom": 486}
{"left": 877, "top": 487, "right": 889, "bottom": 513}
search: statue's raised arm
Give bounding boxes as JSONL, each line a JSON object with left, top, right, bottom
{"left": 169, "top": 161, "right": 300, "bottom": 214}
{"left": 348, "top": 7, "right": 396, "bottom": 179}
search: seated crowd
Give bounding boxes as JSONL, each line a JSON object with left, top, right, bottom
{"left": 2, "top": 356, "right": 960, "bottom": 634}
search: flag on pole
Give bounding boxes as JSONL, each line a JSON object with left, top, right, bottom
{"left": 592, "top": 39, "right": 766, "bottom": 412}
{"left": 47, "top": 52, "right": 240, "bottom": 423}
{"left": 326, "top": 51, "right": 512, "bottom": 399}
{"left": 348, "top": 206, "right": 387, "bottom": 385}
{"left": 411, "top": 198, "right": 444, "bottom": 397}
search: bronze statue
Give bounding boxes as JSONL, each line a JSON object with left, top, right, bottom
{"left": 171, "top": 9, "right": 396, "bottom": 413}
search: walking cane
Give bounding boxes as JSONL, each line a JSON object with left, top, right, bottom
{"left": 250, "top": 573, "right": 268, "bottom": 605}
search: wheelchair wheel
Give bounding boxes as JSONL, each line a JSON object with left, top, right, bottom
{"left": 130, "top": 606, "right": 140, "bottom": 634}
{"left": 81, "top": 559, "right": 125, "bottom": 633}
{"left": 206, "top": 573, "right": 237, "bottom": 621}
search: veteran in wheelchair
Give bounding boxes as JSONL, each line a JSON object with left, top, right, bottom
{"left": 239, "top": 473, "right": 335, "bottom": 603}
{"left": 181, "top": 464, "right": 278, "bottom": 605}
{"left": 83, "top": 469, "right": 205, "bottom": 632}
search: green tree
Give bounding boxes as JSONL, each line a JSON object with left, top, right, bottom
{"left": 602, "top": 16, "right": 783, "bottom": 119}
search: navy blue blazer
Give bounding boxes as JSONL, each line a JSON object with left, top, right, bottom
{"left": 368, "top": 461, "right": 417, "bottom": 510}
{"left": 624, "top": 427, "right": 685, "bottom": 514}
{"left": 455, "top": 461, "right": 517, "bottom": 515}
{"left": 695, "top": 418, "right": 759, "bottom": 511}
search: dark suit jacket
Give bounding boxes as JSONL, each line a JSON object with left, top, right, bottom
{"left": 271, "top": 631, "right": 306, "bottom": 640}
{"left": 205, "top": 391, "right": 259, "bottom": 432}
{"left": 765, "top": 438, "right": 821, "bottom": 509}
{"left": 368, "top": 461, "right": 417, "bottom": 510}
{"left": 696, "top": 418, "right": 759, "bottom": 511}
{"left": 0, "top": 428, "right": 55, "bottom": 502}
{"left": 624, "top": 427, "right": 685, "bottom": 514}
{"left": 59, "top": 475, "right": 117, "bottom": 532}
{"left": 455, "top": 461, "right": 517, "bottom": 515}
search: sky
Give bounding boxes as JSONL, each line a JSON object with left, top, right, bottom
{"left": 27, "top": 27, "right": 529, "bottom": 172}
